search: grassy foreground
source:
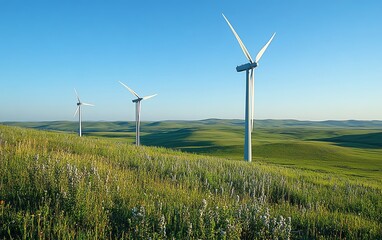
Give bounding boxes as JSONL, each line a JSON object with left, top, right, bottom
{"left": 0, "top": 125, "right": 381, "bottom": 239}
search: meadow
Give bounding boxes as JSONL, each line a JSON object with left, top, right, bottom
{"left": 0, "top": 121, "right": 381, "bottom": 239}
{"left": 4, "top": 119, "right": 382, "bottom": 186}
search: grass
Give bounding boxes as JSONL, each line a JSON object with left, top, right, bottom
{"left": 2, "top": 120, "right": 382, "bottom": 186}
{"left": 0, "top": 124, "right": 381, "bottom": 239}
{"left": 3, "top": 120, "right": 382, "bottom": 187}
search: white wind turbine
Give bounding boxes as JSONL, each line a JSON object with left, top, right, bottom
{"left": 74, "top": 89, "right": 94, "bottom": 137}
{"left": 222, "top": 14, "right": 275, "bottom": 162}
{"left": 119, "top": 81, "right": 157, "bottom": 146}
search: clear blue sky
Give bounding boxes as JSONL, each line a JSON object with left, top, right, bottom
{"left": 1, "top": 0, "right": 381, "bottom": 121}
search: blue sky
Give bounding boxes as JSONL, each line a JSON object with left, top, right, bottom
{"left": 1, "top": 0, "right": 381, "bottom": 121}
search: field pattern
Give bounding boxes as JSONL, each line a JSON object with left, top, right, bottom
{"left": 0, "top": 124, "right": 381, "bottom": 239}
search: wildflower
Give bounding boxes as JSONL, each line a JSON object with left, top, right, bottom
{"left": 261, "top": 208, "right": 270, "bottom": 228}
{"left": 187, "top": 223, "right": 193, "bottom": 237}
{"left": 286, "top": 217, "right": 292, "bottom": 239}
{"left": 159, "top": 215, "right": 166, "bottom": 237}
{"left": 199, "top": 199, "right": 208, "bottom": 217}
{"left": 202, "top": 199, "right": 208, "bottom": 210}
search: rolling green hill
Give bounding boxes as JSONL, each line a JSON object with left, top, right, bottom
{"left": 0, "top": 125, "right": 381, "bottom": 239}
{"left": 2, "top": 120, "right": 382, "bottom": 187}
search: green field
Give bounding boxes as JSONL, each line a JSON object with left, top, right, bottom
{"left": 1, "top": 120, "right": 381, "bottom": 239}
{"left": 4, "top": 120, "right": 382, "bottom": 187}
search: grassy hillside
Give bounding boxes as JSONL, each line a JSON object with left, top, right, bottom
{"left": 3, "top": 120, "right": 382, "bottom": 187}
{"left": 0, "top": 125, "right": 381, "bottom": 239}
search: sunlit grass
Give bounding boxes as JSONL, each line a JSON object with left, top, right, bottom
{"left": 0, "top": 125, "right": 381, "bottom": 239}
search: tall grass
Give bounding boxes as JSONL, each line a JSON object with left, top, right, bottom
{"left": 0, "top": 125, "right": 381, "bottom": 239}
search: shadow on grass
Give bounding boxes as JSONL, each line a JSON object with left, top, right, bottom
{"left": 141, "top": 128, "right": 233, "bottom": 155}
{"left": 314, "top": 132, "right": 382, "bottom": 149}
{"left": 85, "top": 132, "right": 133, "bottom": 138}
{"left": 142, "top": 128, "right": 210, "bottom": 148}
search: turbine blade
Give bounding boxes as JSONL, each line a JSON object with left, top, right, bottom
{"left": 82, "top": 102, "right": 94, "bottom": 106}
{"left": 222, "top": 13, "right": 254, "bottom": 63}
{"left": 119, "top": 81, "right": 140, "bottom": 98}
{"left": 74, "top": 88, "right": 81, "bottom": 102}
{"left": 255, "top": 32, "right": 276, "bottom": 63}
{"left": 143, "top": 94, "right": 157, "bottom": 100}
{"left": 74, "top": 106, "right": 79, "bottom": 117}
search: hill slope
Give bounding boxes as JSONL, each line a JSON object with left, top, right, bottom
{"left": 3, "top": 120, "right": 382, "bottom": 186}
{"left": 0, "top": 125, "right": 381, "bottom": 239}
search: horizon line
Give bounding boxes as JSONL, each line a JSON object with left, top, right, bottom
{"left": 2, "top": 118, "right": 382, "bottom": 123}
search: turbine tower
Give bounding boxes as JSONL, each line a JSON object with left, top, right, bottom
{"left": 222, "top": 14, "right": 275, "bottom": 162}
{"left": 74, "top": 89, "right": 94, "bottom": 137}
{"left": 119, "top": 81, "right": 157, "bottom": 146}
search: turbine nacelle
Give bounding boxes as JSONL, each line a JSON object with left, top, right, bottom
{"left": 132, "top": 98, "right": 143, "bottom": 103}
{"left": 236, "top": 62, "right": 258, "bottom": 72}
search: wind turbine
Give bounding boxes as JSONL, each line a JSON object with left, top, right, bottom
{"left": 74, "top": 89, "right": 94, "bottom": 137}
{"left": 222, "top": 14, "right": 275, "bottom": 162}
{"left": 119, "top": 81, "right": 157, "bottom": 146}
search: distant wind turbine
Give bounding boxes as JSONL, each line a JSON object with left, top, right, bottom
{"left": 119, "top": 81, "right": 157, "bottom": 146}
{"left": 222, "top": 14, "right": 276, "bottom": 162}
{"left": 74, "top": 89, "right": 94, "bottom": 137}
